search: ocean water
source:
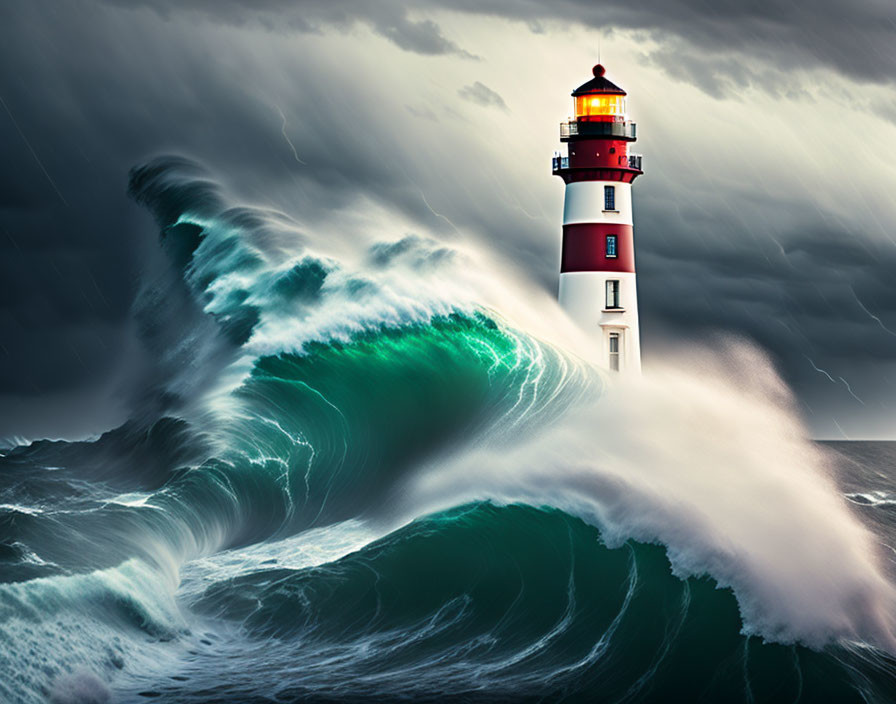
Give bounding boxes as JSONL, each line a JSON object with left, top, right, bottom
{"left": 1, "top": 157, "right": 895, "bottom": 703}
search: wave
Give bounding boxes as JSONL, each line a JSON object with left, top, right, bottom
{"left": 124, "top": 503, "right": 896, "bottom": 702}
{"left": 0, "top": 156, "right": 894, "bottom": 701}
{"left": 402, "top": 341, "right": 896, "bottom": 653}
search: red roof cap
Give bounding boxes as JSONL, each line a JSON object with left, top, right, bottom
{"left": 572, "top": 64, "right": 626, "bottom": 96}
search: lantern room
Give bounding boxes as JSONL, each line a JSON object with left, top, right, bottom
{"left": 572, "top": 64, "right": 627, "bottom": 121}
{"left": 575, "top": 94, "right": 626, "bottom": 119}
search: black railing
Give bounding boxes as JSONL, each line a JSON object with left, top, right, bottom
{"left": 551, "top": 156, "right": 569, "bottom": 171}
{"left": 560, "top": 120, "right": 637, "bottom": 140}
{"left": 552, "top": 154, "right": 643, "bottom": 172}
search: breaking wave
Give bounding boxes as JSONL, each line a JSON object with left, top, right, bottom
{"left": 0, "top": 157, "right": 894, "bottom": 702}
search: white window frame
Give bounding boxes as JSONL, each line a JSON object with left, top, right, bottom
{"left": 605, "top": 279, "right": 621, "bottom": 309}
{"left": 608, "top": 331, "right": 621, "bottom": 371}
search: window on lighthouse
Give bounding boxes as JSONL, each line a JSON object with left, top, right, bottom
{"left": 606, "top": 235, "right": 617, "bottom": 258}
{"left": 606, "top": 280, "right": 621, "bottom": 309}
{"left": 604, "top": 185, "right": 616, "bottom": 211}
{"left": 609, "top": 333, "right": 621, "bottom": 371}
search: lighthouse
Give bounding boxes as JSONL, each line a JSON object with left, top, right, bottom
{"left": 553, "top": 64, "right": 643, "bottom": 373}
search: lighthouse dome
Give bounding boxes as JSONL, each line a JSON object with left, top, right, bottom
{"left": 571, "top": 65, "right": 627, "bottom": 96}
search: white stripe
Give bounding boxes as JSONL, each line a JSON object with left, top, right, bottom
{"left": 563, "top": 181, "right": 633, "bottom": 226}
{"left": 558, "top": 271, "right": 641, "bottom": 373}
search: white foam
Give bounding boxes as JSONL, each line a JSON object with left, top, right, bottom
{"left": 103, "top": 492, "right": 163, "bottom": 510}
{"left": 177, "top": 519, "right": 381, "bottom": 603}
{"left": 0, "top": 559, "right": 185, "bottom": 704}
{"left": 173, "top": 222, "right": 595, "bottom": 437}
{"left": 846, "top": 491, "right": 896, "bottom": 507}
{"left": 403, "top": 339, "right": 896, "bottom": 652}
{"left": 0, "top": 503, "right": 43, "bottom": 516}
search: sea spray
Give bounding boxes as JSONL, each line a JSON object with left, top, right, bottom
{"left": 0, "top": 157, "right": 894, "bottom": 702}
{"left": 403, "top": 338, "right": 896, "bottom": 651}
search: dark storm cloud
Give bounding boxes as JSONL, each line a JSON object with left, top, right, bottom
{"left": 451, "top": 0, "right": 896, "bottom": 93}
{"left": 639, "top": 219, "right": 896, "bottom": 366}
{"left": 104, "top": 0, "right": 476, "bottom": 58}
{"left": 0, "top": 0, "right": 491, "bottom": 438}
{"left": 100, "top": 0, "right": 896, "bottom": 95}
{"left": 1, "top": 0, "right": 895, "bottom": 439}
{"left": 632, "top": 191, "right": 896, "bottom": 430}
{"left": 458, "top": 82, "right": 508, "bottom": 111}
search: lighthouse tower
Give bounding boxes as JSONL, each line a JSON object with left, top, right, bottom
{"left": 553, "top": 64, "right": 643, "bottom": 373}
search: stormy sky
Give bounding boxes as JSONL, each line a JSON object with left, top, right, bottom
{"left": 2, "top": 0, "right": 896, "bottom": 441}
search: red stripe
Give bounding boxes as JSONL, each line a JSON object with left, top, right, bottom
{"left": 561, "top": 224, "right": 635, "bottom": 273}
{"left": 567, "top": 138, "right": 630, "bottom": 170}
{"left": 558, "top": 169, "right": 641, "bottom": 184}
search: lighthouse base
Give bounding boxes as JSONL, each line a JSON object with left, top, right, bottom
{"left": 558, "top": 271, "right": 641, "bottom": 374}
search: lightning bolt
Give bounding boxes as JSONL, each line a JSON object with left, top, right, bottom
{"left": 804, "top": 355, "right": 864, "bottom": 405}
{"left": 418, "top": 187, "right": 461, "bottom": 234}
{"left": 804, "top": 355, "right": 836, "bottom": 384}
{"left": 851, "top": 288, "right": 896, "bottom": 337}
{"left": 837, "top": 376, "right": 865, "bottom": 405}
{"left": 275, "top": 105, "right": 306, "bottom": 165}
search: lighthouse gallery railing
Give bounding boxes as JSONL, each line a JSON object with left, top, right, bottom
{"left": 552, "top": 154, "right": 643, "bottom": 172}
{"left": 560, "top": 120, "right": 637, "bottom": 140}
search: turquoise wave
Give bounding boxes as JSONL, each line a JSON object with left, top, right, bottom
{"left": 130, "top": 503, "right": 894, "bottom": 702}
{"left": 0, "top": 157, "right": 893, "bottom": 702}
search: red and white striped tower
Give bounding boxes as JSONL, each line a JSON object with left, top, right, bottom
{"left": 553, "top": 64, "right": 643, "bottom": 373}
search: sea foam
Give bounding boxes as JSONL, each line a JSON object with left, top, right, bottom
{"left": 404, "top": 339, "right": 896, "bottom": 652}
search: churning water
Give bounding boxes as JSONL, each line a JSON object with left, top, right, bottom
{"left": 1, "top": 157, "right": 895, "bottom": 703}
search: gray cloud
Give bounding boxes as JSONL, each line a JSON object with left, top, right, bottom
{"left": 872, "top": 97, "right": 896, "bottom": 125}
{"left": 103, "top": 0, "right": 477, "bottom": 58}
{"left": 1, "top": 0, "right": 895, "bottom": 440}
{"left": 458, "top": 82, "right": 508, "bottom": 111}
{"left": 97, "top": 0, "right": 896, "bottom": 96}
{"left": 451, "top": 0, "right": 896, "bottom": 92}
